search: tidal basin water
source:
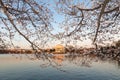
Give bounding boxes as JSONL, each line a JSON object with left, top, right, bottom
{"left": 0, "top": 54, "right": 120, "bottom": 80}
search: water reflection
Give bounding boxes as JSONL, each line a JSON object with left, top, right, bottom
{"left": 0, "top": 53, "right": 120, "bottom": 68}
{"left": 0, "top": 53, "right": 120, "bottom": 80}
{"left": 37, "top": 53, "right": 120, "bottom": 68}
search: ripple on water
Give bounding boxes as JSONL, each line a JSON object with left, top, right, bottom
{"left": 0, "top": 54, "right": 120, "bottom": 80}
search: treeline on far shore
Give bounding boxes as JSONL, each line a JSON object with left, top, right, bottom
{"left": 0, "top": 48, "right": 56, "bottom": 54}
{"left": 0, "top": 45, "right": 120, "bottom": 55}
{"left": 0, "top": 49, "right": 36, "bottom": 54}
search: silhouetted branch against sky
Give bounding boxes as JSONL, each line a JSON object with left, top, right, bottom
{"left": 57, "top": 0, "right": 120, "bottom": 43}
{"left": 0, "top": 0, "right": 120, "bottom": 49}
{"left": 0, "top": 0, "right": 53, "bottom": 49}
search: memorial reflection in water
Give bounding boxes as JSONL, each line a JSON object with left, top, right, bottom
{"left": 0, "top": 53, "right": 120, "bottom": 80}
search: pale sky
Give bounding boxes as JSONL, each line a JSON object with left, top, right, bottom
{"left": 1, "top": 0, "right": 120, "bottom": 49}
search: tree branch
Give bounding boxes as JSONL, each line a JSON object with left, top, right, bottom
{"left": 0, "top": 0, "right": 43, "bottom": 51}
{"left": 93, "top": 0, "right": 110, "bottom": 43}
{"left": 75, "top": 5, "right": 101, "bottom": 11}
{"left": 104, "top": 6, "right": 119, "bottom": 14}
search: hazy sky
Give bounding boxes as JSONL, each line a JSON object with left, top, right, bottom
{"left": 1, "top": 0, "right": 120, "bottom": 49}
{"left": 12, "top": 0, "right": 94, "bottom": 49}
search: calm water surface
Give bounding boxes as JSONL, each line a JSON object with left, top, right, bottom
{"left": 0, "top": 54, "right": 120, "bottom": 80}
